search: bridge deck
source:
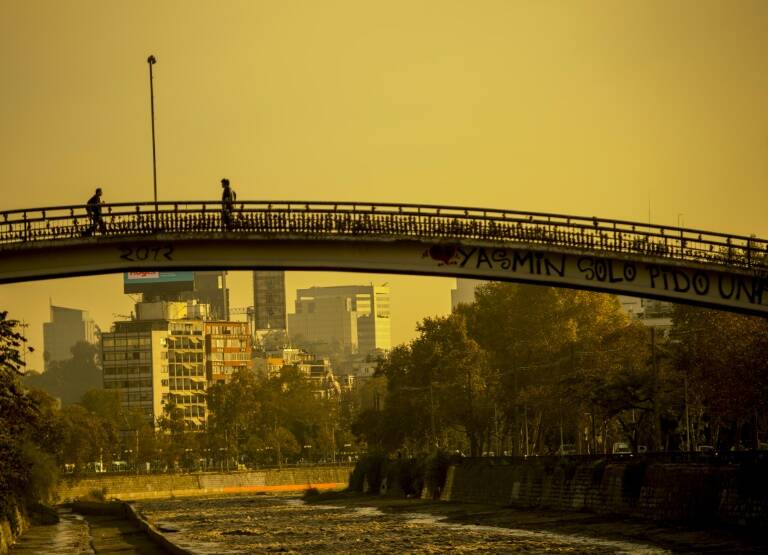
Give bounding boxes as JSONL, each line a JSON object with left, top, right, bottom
{"left": 1, "top": 201, "right": 766, "bottom": 275}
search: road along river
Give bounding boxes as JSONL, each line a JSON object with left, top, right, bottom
{"left": 136, "top": 494, "right": 672, "bottom": 554}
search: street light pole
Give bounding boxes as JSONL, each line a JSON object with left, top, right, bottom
{"left": 147, "top": 55, "right": 158, "bottom": 214}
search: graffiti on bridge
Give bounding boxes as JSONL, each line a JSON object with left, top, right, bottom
{"left": 425, "top": 245, "right": 767, "bottom": 308}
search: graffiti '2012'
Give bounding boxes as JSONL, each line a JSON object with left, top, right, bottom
{"left": 119, "top": 245, "right": 173, "bottom": 262}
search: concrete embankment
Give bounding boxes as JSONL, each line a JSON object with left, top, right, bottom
{"left": 438, "top": 457, "right": 768, "bottom": 529}
{"left": 71, "top": 500, "right": 183, "bottom": 554}
{"left": 57, "top": 465, "right": 352, "bottom": 502}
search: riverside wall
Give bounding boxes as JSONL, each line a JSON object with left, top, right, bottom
{"left": 57, "top": 465, "right": 353, "bottom": 502}
{"left": 439, "top": 457, "right": 768, "bottom": 529}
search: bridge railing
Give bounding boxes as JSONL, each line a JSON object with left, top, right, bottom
{"left": 1, "top": 201, "right": 766, "bottom": 274}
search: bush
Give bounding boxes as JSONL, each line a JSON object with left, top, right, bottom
{"left": 28, "top": 502, "right": 60, "bottom": 525}
{"left": 424, "top": 450, "right": 453, "bottom": 493}
{"left": 402, "top": 458, "right": 424, "bottom": 496}
{"left": 348, "top": 459, "right": 367, "bottom": 492}
{"left": 84, "top": 487, "right": 107, "bottom": 502}
{"left": 385, "top": 458, "right": 422, "bottom": 496}
{"left": 590, "top": 459, "right": 607, "bottom": 486}
{"left": 622, "top": 461, "right": 647, "bottom": 500}
{"left": 349, "top": 451, "right": 459, "bottom": 497}
{"left": 22, "top": 442, "right": 59, "bottom": 505}
{"left": 302, "top": 487, "right": 320, "bottom": 499}
{"left": 560, "top": 459, "right": 580, "bottom": 482}
{"left": 0, "top": 432, "right": 27, "bottom": 522}
{"left": 348, "top": 453, "right": 387, "bottom": 493}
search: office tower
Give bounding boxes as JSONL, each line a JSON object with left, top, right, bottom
{"left": 193, "top": 271, "right": 230, "bottom": 321}
{"left": 253, "top": 271, "right": 287, "bottom": 331}
{"left": 43, "top": 305, "right": 99, "bottom": 369}
{"left": 450, "top": 278, "right": 486, "bottom": 310}
{"left": 287, "top": 285, "right": 390, "bottom": 356}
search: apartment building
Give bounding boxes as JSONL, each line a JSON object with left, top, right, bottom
{"left": 102, "top": 300, "right": 234, "bottom": 431}
{"left": 206, "top": 321, "right": 253, "bottom": 385}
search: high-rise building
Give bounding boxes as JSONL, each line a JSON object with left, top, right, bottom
{"left": 288, "top": 295, "right": 359, "bottom": 353}
{"left": 450, "top": 278, "right": 486, "bottom": 310}
{"left": 287, "top": 285, "right": 390, "bottom": 356}
{"left": 253, "top": 271, "right": 287, "bottom": 331}
{"left": 192, "top": 271, "right": 229, "bottom": 320}
{"left": 43, "top": 305, "right": 99, "bottom": 369}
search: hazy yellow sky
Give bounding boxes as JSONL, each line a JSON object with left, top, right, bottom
{"left": 2, "top": 1, "right": 767, "bottom": 371}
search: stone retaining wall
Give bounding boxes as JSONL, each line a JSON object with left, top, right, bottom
{"left": 440, "top": 458, "right": 768, "bottom": 529}
{"left": 57, "top": 465, "right": 353, "bottom": 501}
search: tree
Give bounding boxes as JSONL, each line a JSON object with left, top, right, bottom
{"left": 671, "top": 305, "right": 768, "bottom": 450}
{"left": 204, "top": 364, "right": 352, "bottom": 467}
{"left": 574, "top": 322, "right": 655, "bottom": 453}
{"left": 460, "top": 284, "right": 629, "bottom": 456}
{"left": 412, "top": 314, "right": 495, "bottom": 457}
{"left": 364, "top": 314, "right": 496, "bottom": 457}
{"left": 0, "top": 311, "right": 58, "bottom": 511}
{"left": 58, "top": 404, "right": 111, "bottom": 468}
{"left": 24, "top": 341, "right": 101, "bottom": 404}
{"left": 206, "top": 367, "right": 263, "bottom": 464}
{"left": 0, "top": 311, "right": 34, "bottom": 377}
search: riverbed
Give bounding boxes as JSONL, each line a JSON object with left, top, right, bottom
{"left": 137, "top": 494, "right": 671, "bottom": 554}
{"left": 11, "top": 494, "right": 763, "bottom": 554}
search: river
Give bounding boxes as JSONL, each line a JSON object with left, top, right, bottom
{"left": 135, "top": 494, "right": 669, "bottom": 554}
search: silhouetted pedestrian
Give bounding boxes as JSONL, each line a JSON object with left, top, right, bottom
{"left": 83, "top": 187, "right": 106, "bottom": 237}
{"left": 221, "top": 178, "right": 236, "bottom": 229}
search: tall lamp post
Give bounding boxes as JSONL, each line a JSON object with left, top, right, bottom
{"left": 147, "top": 55, "right": 158, "bottom": 217}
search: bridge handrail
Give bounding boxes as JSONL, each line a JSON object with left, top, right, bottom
{"left": 0, "top": 199, "right": 764, "bottom": 242}
{"left": 1, "top": 200, "right": 766, "bottom": 273}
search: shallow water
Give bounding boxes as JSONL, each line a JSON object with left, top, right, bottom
{"left": 138, "top": 495, "right": 671, "bottom": 554}
{"left": 10, "top": 508, "right": 93, "bottom": 554}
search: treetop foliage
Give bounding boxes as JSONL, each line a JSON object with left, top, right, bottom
{"left": 353, "top": 283, "right": 768, "bottom": 458}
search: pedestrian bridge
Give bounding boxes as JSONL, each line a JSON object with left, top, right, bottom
{"left": 1, "top": 201, "right": 766, "bottom": 316}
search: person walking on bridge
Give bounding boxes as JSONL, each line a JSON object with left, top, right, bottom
{"left": 221, "top": 178, "right": 236, "bottom": 230}
{"left": 83, "top": 187, "right": 106, "bottom": 237}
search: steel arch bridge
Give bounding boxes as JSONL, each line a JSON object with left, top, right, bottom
{"left": 1, "top": 201, "right": 767, "bottom": 316}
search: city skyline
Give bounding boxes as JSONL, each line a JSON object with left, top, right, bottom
{"left": 3, "top": 4, "right": 768, "bottom": 551}
{"left": 2, "top": 1, "right": 767, "bottom": 371}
